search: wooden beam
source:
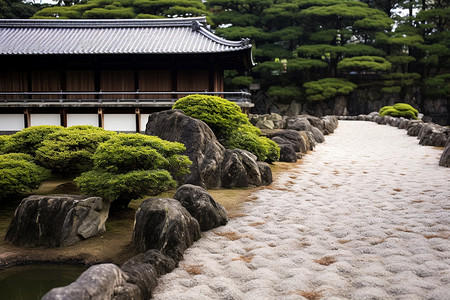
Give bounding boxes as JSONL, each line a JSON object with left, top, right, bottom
{"left": 98, "top": 108, "right": 104, "bottom": 128}
{"left": 60, "top": 108, "right": 68, "bottom": 127}
{"left": 24, "top": 108, "right": 31, "bottom": 128}
{"left": 135, "top": 108, "right": 141, "bottom": 133}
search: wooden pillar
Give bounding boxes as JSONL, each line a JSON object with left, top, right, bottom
{"left": 24, "top": 108, "right": 31, "bottom": 128}
{"left": 60, "top": 108, "right": 68, "bottom": 127}
{"left": 98, "top": 108, "right": 104, "bottom": 128}
{"left": 135, "top": 108, "right": 141, "bottom": 133}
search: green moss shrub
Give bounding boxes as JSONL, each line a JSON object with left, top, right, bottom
{"left": 74, "top": 170, "right": 176, "bottom": 208}
{"left": 172, "top": 94, "right": 250, "bottom": 139}
{"left": 35, "top": 125, "right": 116, "bottom": 175}
{"left": 0, "top": 135, "right": 10, "bottom": 154}
{"left": 75, "top": 133, "right": 191, "bottom": 208}
{"left": 173, "top": 95, "right": 280, "bottom": 163}
{"left": 379, "top": 103, "right": 419, "bottom": 119}
{"left": 224, "top": 125, "right": 280, "bottom": 163}
{"left": 2, "top": 125, "right": 63, "bottom": 155}
{"left": 0, "top": 153, "right": 50, "bottom": 202}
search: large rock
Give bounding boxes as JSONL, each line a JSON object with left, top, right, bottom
{"left": 278, "top": 143, "right": 297, "bottom": 162}
{"left": 120, "top": 250, "right": 176, "bottom": 299}
{"left": 5, "top": 195, "right": 109, "bottom": 247}
{"left": 440, "top": 145, "right": 450, "bottom": 167}
{"left": 418, "top": 123, "right": 449, "bottom": 147}
{"left": 145, "top": 110, "right": 226, "bottom": 188}
{"left": 285, "top": 116, "right": 312, "bottom": 131}
{"left": 322, "top": 116, "right": 338, "bottom": 134}
{"left": 145, "top": 110, "right": 272, "bottom": 189}
{"left": 132, "top": 198, "right": 201, "bottom": 262}
{"left": 43, "top": 264, "right": 129, "bottom": 300}
{"left": 173, "top": 184, "right": 228, "bottom": 231}
{"left": 267, "top": 130, "right": 306, "bottom": 153}
{"left": 222, "top": 149, "right": 267, "bottom": 188}
{"left": 407, "top": 120, "right": 424, "bottom": 136}
{"left": 257, "top": 161, "right": 273, "bottom": 186}
{"left": 299, "top": 114, "right": 325, "bottom": 133}
{"left": 310, "top": 126, "right": 325, "bottom": 143}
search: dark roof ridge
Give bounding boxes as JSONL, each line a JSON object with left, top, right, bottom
{"left": 0, "top": 17, "right": 208, "bottom": 28}
{"left": 194, "top": 21, "right": 251, "bottom": 49}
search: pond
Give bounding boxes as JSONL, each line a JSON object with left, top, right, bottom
{"left": 0, "top": 264, "right": 88, "bottom": 300}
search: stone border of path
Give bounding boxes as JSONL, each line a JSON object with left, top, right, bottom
{"left": 339, "top": 113, "right": 450, "bottom": 167}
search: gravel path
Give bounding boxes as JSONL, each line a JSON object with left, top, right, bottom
{"left": 153, "top": 121, "right": 450, "bottom": 300}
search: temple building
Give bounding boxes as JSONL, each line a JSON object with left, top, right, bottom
{"left": 0, "top": 17, "right": 254, "bottom": 132}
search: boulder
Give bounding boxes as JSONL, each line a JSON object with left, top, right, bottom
{"left": 388, "top": 117, "right": 402, "bottom": 127}
{"left": 222, "top": 149, "right": 265, "bottom": 188}
{"left": 278, "top": 143, "right": 297, "bottom": 163}
{"left": 42, "top": 264, "right": 129, "bottom": 300}
{"left": 145, "top": 110, "right": 226, "bottom": 189}
{"left": 267, "top": 130, "right": 306, "bottom": 153}
{"left": 285, "top": 116, "right": 312, "bottom": 131}
{"left": 173, "top": 184, "right": 228, "bottom": 231}
{"left": 398, "top": 119, "right": 410, "bottom": 129}
{"left": 120, "top": 250, "right": 176, "bottom": 299}
{"left": 322, "top": 116, "right": 338, "bottom": 134}
{"left": 418, "top": 123, "right": 449, "bottom": 147}
{"left": 132, "top": 198, "right": 201, "bottom": 262}
{"left": 257, "top": 162, "right": 273, "bottom": 186}
{"left": 407, "top": 120, "right": 424, "bottom": 136}
{"left": 256, "top": 119, "right": 275, "bottom": 130}
{"left": 440, "top": 145, "right": 450, "bottom": 167}
{"left": 5, "top": 195, "right": 109, "bottom": 247}
{"left": 310, "top": 126, "right": 325, "bottom": 143}
{"left": 299, "top": 115, "right": 325, "bottom": 133}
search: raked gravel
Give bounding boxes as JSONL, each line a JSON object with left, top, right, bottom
{"left": 152, "top": 121, "right": 450, "bottom": 300}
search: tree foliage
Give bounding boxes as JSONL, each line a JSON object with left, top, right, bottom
{"left": 33, "top": 0, "right": 208, "bottom": 19}
{"left": 303, "top": 78, "right": 357, "bottom": 101}
{"left": 2, "top": 125, "right": 64, "bottom": 156}
{"left": 34, "top": 126, "right": 116, "bottom": 175}
{"left": 0, "top": 153, "right": 50, "bottom": 202}
{"left": 0, "top": 0, "right": 42, "bottom": 18}
{"left": 379, "top": 103, "right": 419, "bottom": 119}
{"left": 75, "top": 133, "right": 191, "bottom": 208}
{"left": 173, "top": 94, "right": 280, "bottom": 162}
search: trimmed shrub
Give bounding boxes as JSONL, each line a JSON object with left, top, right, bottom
{"left": 0, "top": 135, "right": 10, "bottom": 154}
{"left": 92, "top": 133, "right": 189, "bottom": 176}
{"left": 173, "top": 95, "right": 280, "bottom": 163}
{"left": 225, "top": 126, "right": 280, "bottom": 163}
{"left": 172, "top": 94, "right": 250, "bottom": 139}
{"left": 0, "top": 153, "right": 50, "bottom": 202}
{"left": 75, "top": 133, "right": 191, "bottom": 208}
{"left": 74, "top": 170, "right": 176, "bottom": 208}
{"left": 35, "top": 126, "right": 116, "bottom": 175}
{"left": 379, "top": 103, "right": 418, "bottom": 119}
{"left": 2, "top": 125, "right": 63, "bottom": 155}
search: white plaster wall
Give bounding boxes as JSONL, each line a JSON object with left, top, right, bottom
{"left": 67, "top": 114, "right": 98, "bottom": 127}
{"left": 0, "top": 114, "right": 25, "bottom": 131}
{"left": 30, "top": 114, "right": 60, "bottom": 126}
{"left": 140, "top": 114, "right": 151, "bottom": 132}
{"left": 104, "top": 114, "right": 136, "bottom": 131}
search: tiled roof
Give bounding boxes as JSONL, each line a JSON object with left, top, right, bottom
{"left": 0, "top": 17, "right": 252, "bottom": 55}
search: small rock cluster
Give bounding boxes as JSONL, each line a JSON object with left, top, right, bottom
{"left": 250, "top": 113, "right": 339, "bottom": 163}
{"left": 43, "top": 184, "right": 228, "bottom": 300}
{"left": 5, "top": 195, "right": 109, "bottom": 247}
{"left": 145, "top": 110, "right": 272, "bottom": 189}
{"left": 339, "top": 113, "right": 450, "bottom": 167}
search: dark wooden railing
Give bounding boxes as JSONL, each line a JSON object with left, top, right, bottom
{"left": 0, "top": 91, "right": 252, "bottom": 105}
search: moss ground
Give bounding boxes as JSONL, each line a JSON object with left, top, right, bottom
{"left": 0, "top": 161, "right": 299, "bottom": 268}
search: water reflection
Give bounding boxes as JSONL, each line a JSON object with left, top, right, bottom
{"left": 0, "top": 264, "right": 88, "bottom": 300}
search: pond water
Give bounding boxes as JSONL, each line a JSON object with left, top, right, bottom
{"left": 0, "top": 264, "right": 88, "bottom": 300}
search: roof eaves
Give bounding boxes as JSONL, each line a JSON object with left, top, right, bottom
{"left": 0, "top": 17, "right": 208, "bottom": 29}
